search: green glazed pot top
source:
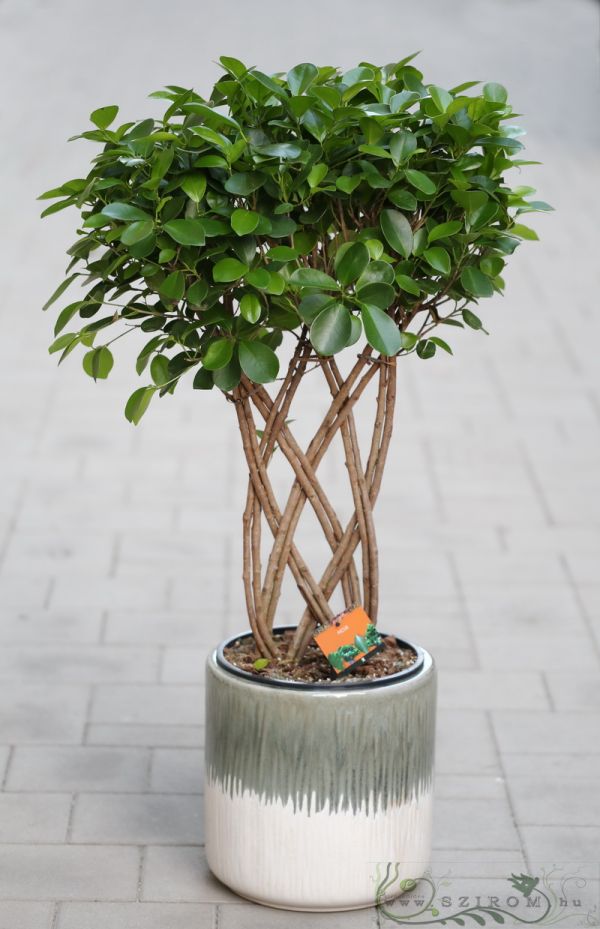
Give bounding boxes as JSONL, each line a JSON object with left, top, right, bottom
{"left": 217, "top": 627, "right": 425, "bottom": 690}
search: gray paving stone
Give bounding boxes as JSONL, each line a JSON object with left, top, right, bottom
{"left": 56, "top": 902, "right": 215, "bottom": 929}
{"left": 0, "top": 845, "right": 139, "bottom": 900}
{"left": 0, "top": 902, "right": 54, "bottom": 929}
{"left": 521, "top": 826, "right": 600, "bottom": 861}
{"left": 1, "top": 530, "right": 114, "bottom": 576}
{"left": 86, "top": 724, "right": 204, "bottom": 748}
{"left": 105, "top": 612, "right": 217, "bottom": 646}
{"left": 435, "top": 711, "right": 500, "bottom": 776}
{"left": 71, "top": 793, "right": 203, "bottom": 844}
{"left": 0, "top": 575, "right": 52, "bottom": 613}
{"left": 0, "top": 610, "right": 103, "bottom": 644}
{"left": 0, "top": 646, "right": 160, "bottom": 683}
{"left": 438, "top": 670, "right": 549, "bottom": 710}
{"left": 507, "top": 776, "right": 600, "bottom": 827}
{"left": 0, "top": 794, "right": 71, "bottom": 842}
{"left": 435, "top": 775, "right": 507, "bottom": 800}
{"left": 0, "top": 747, "right": 9, "bottom": 784}
{"left": 544, "top": 672, "right": 600, "bottom": 711}
{"left": 475, "top": 631, "right": 599, "bottom": 671}
{"left": 502, "top": 753, "right": 600, "bottom": 779}
{"left": 90, "top": 685, "right": 204, "bottom": 726}
{"left": 160, "top": 648, "right": 208, "bottom": 683}
{"left": 218, "top": 903, "right": 379, "bottom": 927}
{"left": 49, "top": 577, "right": 170, "bottom": 612}
{"left": 142, "top": 846, "right": 241, "bottom": 903}
{"left": 434, "top": 797, "right": 519, "bottom": 850}
{"left": 150, "top": 749, "right": 203, "bottom": 793}
{"left": 6, "top": 746, "right": 150, "bottom": 792}
{"left": 491, "top": 711, "right": 600, "bottom": 754}
{"left": 0, "top": 685, "right": 89, "bottom": 744}
{"left": 465, "top": 587, "right": 588, "bottom": 638}
{"left": 430, "top": 849, "right": 526, "bottom": 878}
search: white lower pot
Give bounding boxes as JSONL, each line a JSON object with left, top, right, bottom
{"left": 204, "top": 628, "right": 436, "bottom": 912}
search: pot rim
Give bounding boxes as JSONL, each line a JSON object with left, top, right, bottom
{"left": 214, "top": 626, "right": 426, "bottom": 691}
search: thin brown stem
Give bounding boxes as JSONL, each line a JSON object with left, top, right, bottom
{"left": 236, "top": 387, "right": 335, "bottom": 631}
{"left": 249, "top": 386, "right": 360, "bottom": 606}
{"left": 291, "top": 358, "right": 397, "bottom": 658}
{"left": 260, "top": 355, "right": 377, "bottom": 631}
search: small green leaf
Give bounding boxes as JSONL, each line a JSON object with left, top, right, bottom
{"left": 417, "top": 339, "right": 436, "bottom": 359}
{"left": 254, "top": 142, "right": 303, "bottom": 159}
{"left": 380, "top": 209, "right": 413, "bottom": 258}
{"left": 429, "top": 336, "right": 453, "bottom": 354}
{"left": 159, "top": 271, "right": 185, "bottom": 302}
{"left": 356, "top": 282, "right": 395, "bottom": 309}
{"left": 389, "top": 130, "right": 417, "bottom": 167}
{"left": 180, "top": 173, "right": 207, "bottom": 203}
{"left": 90, "top": 105, "right": 118, "bottom": 129}
{"left": 510, "top": 223, "right": 539, "bottom": 241}
{"left": 163, "top": 219, "right": 206, "bottom": 246}
{"left": 423, "top": 247, "right": 450, "bottom": 274}
{"left": 361, "top": 305, "right": 401, "bottom": 355}
{"left": 387, "top": 188, "right": 418, "bottom": 211}
{"left": 267, "top": 245, "right": 299, "bottom": 262}
{"left": 231, "top": 209, "right": 260, "bottom": 236}
{"left": 396, "top": 274, "right": 421, "bottom": 296}
{"left": 365, "top": 239, "right": 384, "bottom": 260}
{"left": 53, "top": 301, "right": 84, "bottom": 336}
{"left": 213, "top": 258, "right": 249, "bottom": 283}
{"left": 43, "top": 273, "right": 79, "bottom": 311}
{"left": 125, "top": 386, "right": 155, "bottom": 425}
{"left": 428, "top": 85, "right": 452, "bottom": 113}
{"left": 101, "top": 202, "right": 152, "bottom": 222}
{"left": 307, "top": 162, "right": 328, "bottom": 188}
{"left": 224, "top": 172, "right": 265, "bottom": 196}
{"left": 298, "top": 293, "right": 333, "bottom": 324}
{"left": 253, "top": 657, "right": 271, "bottom": 671}
{"left": 460, "top": 267, "right": 494, "bottom": 297}
{"left": 240, "top": 293, "right": 262, "bottom": 323}
{"left": 193, "top": 368, "right": 214, "bottom": 390}
{"left": 428, "top": 220, "right": 462, "bottom": 243}
{"left": 202, "top": 338, "right": 234, "bottom": 370}
{"left": 187, "top": 279, "right": 209, "bottom": 306}
{"left": 287, "top": 62, "right": 318, "bottom": 95}
{"left": 463, "top": 308, "right": 484, "bottom": 330}
{"left": 246, "top": 268, "right": 271, "bottom": 289}
{"left": 336, "top": 175, "right": 362, "bottom": 194}
{"left": 121, "top": 220, "right": 154, "bottom": 246}
{"left": 239, "top": 341, "right": 279, "bottom": 383}
{"left": 213, "top": 356, "right": 241, "bottom": 391}
{"left": 310, "top": 303, "right": 352, "bottom": 355}
{"left": 150, "top": 354, "right": 170, "bottom": 385}
{"left": 82, "top": 346, "right": 114, "bottom": 380}
{"left": 289, "top": 268, "right": 339, "bottom": 290}
{"left": 357, "top": 261, "right": 394, "bottom": 288}
{"left": 401, "top": 331, "right": 418, "bottom": 350}
{"left": 483, "top": 82, "right": 508, "bottom": 104}
{"left": 334, "top": 242, "right": 370, "bottom": 287}
{"left": 404, "top": 169, "right": 437, "bottom": 195}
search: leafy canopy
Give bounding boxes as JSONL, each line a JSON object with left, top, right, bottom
{"left": 40, "top": 55, "right": 551, "bottom": 423}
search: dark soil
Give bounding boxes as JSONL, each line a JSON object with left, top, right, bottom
{"left": 223, "top": 629, "right": 418, "bottom": 684}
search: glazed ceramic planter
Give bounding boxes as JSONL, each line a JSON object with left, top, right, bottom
{"left": 205, "top": 628, "right": 436, "bottom": 911}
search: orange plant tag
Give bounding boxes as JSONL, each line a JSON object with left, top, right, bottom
{"left": 314, "top": 606, "right": 383, "bottom": 675}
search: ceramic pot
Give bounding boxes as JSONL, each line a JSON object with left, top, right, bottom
{"left": 204, "top": 628, "right": 436, "bottom": 911}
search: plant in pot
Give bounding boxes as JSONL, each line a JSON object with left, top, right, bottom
{"left": 40, "top": 56, "right": 549, "bottom": 911}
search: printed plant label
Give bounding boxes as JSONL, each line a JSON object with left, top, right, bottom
{"left": 314, "top": 606, "right": 383, "bottom": 675}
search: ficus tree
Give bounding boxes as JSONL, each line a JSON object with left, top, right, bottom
{"left": 40, "top": 55, "right": 550, "bottom": 661}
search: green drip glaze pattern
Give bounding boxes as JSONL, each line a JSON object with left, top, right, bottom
{"left": 205, "top": 646, "right": 436, "bottom": 815}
